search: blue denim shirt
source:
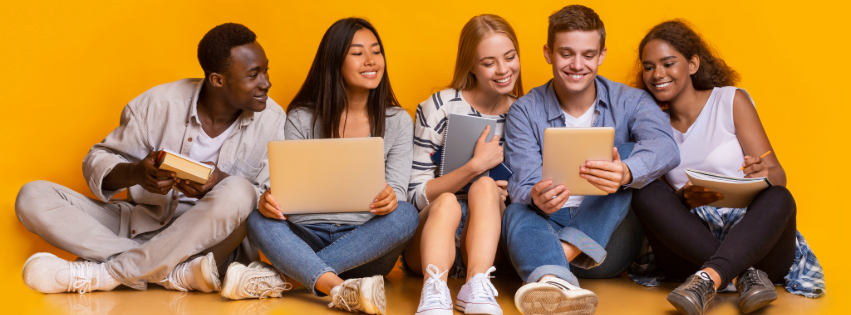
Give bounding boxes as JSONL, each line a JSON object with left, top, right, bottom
{"left": 505, "top": 76, "right": 680, "bottom": 206}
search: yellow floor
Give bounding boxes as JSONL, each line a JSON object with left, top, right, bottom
{"left": 21, "top": 262, "right": 830, "bottom": 315}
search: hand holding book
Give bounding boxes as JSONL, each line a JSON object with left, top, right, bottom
{"left": 677, "top": 181, "right": 724, "bottom": 208}
{"left": 135, "top": 151, "right": 177, "bottom": 195}
{"left": 174, "top": 162, "right": 229, "bottom": 199}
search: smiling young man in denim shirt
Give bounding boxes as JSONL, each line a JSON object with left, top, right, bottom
{"left": 502, "top": 5, "right": 680, "bottom": 314}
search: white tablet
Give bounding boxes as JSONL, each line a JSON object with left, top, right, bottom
{"left": 268, "top": 138, "right": 386, "bottom": 214}
{"left": 542, "top": 127, "right": 615, "bottom": 196}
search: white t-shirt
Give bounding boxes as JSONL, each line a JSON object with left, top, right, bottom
{"left": 560, "top": 102, "right": 596, "bottom": 208}
{"left": 178, "top": 119, "right": 239, "bottom": 204}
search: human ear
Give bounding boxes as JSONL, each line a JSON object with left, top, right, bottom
{"left": 543, "top": 44, "right": 553, "bottom": 65}
{"left": 598, "top": 47, "right": 607, "bottom": 66}
{"left": 689, "top": 55, "right": 700, "bottom": 75}
{"left": 209, "top": 73, "right": 224, "bottom": 88}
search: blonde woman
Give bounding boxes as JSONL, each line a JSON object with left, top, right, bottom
{"left": 403, "top": 14, "right": 523, "bottom": 315}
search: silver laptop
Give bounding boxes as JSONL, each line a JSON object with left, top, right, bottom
{"left": 268, "top": 138, "right": 386, "bottom": 214}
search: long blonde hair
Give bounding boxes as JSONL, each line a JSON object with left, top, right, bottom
{"left": 450, "top": 14, "right": 524, "bottom": 97}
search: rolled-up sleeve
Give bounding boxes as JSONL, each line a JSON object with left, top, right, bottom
{"left": 622, "top": 92, "right": 680, "bottom": 188}
{"left": 504, "top": 104, "right": 543, "bottom": 207}
{"left": 82, "top": 103, "right": 151, "bottom": 202}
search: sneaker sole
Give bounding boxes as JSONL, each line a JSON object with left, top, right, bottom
{"left": 456, "top": 299, "right": 503, "bottom": 315}
{"left": 739, "top": 290, "right": 778, "bottom": 314}
{"left": 220, "top": 263, "right": 247, "bottom": 300}
{"left": 514, "top": 283, "right": 597, "bottom": 315}
{"left": 360, "top": 275, "right": 386, "bottom": 315}
{"left": 198, "top": 253, "right": 221, "bottom": 292}
{"left": 22, "top": 252, "right": 60, "bottom": 292}
{"left": 666, "top": 293, "right": 704, "bottom": 315}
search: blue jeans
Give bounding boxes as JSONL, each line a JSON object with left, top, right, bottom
{"left": 247, "top": 201, "right": 419, "bottom": 296}
{"left": 501, "top": 143, "right": 643, "bottom": 286}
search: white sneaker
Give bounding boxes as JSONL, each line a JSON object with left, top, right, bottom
{"left": 221, "top": 262, "right": 292, "bottom": 300}
{"left": 456, "top": 266, "right": 502, "bottom": 315}
{"left": 159, "top": 252, "right": 221, "bottom": 292}
{"left": 22, "top": 252, "right": 118, "bottom": 294}
{"left": 416, "top": 264, "right": 453, "bottom": 315}
{"left": 514, "top": 276, "right": 597, "bottom": 315}
{"left": 328, "top": 275, "right": 386, "bottom": 314}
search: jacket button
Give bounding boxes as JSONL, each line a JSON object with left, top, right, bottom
{"left": 188, "top": 137, "right": 193, "bottom": 142}
{"left": 131, "top": 230, "right": 136, "bottom": 234}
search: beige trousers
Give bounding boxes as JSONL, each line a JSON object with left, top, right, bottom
{"left": 15, "top": 176, "right": 259, "bottom": 290}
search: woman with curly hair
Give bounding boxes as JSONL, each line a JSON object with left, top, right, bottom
{"left": 630, "top": 20, "right": 824, "bottom": 315}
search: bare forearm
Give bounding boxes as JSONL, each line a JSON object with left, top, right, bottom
{"left": 102, "top": 162, "right": 138, "bottom": 191}
{"left": 424, "top": 163, "right": 484, "bottom": 202}
{"left": 768, "top": 165, "right": 787, "bottom": 187}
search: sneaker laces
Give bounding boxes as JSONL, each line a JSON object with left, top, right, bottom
{"left": 161, "top": 262, "right": 191, "bottom": 292}
{"left": 68, "top": 261, "right": 99, "bottom": 294}
{"left": 469, "top": 266, "right": 498, "bottom": 301}
{"left": 420, "top": 264, "right": 451, "bottom": 308}
{"left": 328, "top": 279, "right": 362, "bottom": 312}
{"left": 684, "top": 272, "right": 715, "bottom": 296}
{"left": 246, "top": 274, "right": 292, "bottom": 299}
{"left": 743, "top": 270, "right": 763, "bottom": 288}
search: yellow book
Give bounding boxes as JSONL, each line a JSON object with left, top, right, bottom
{"left": 155, "top": 149, "right": 214, "bottom": 184}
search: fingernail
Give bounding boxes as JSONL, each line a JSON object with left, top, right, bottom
{"left": 370, "top": 204, "right": 374, "bottom": 208}
{"left": 370, "top": 210, "right": 377, "bottom": 213}
{"left": 374, "top": 199, "right": 378, "bottom": 202}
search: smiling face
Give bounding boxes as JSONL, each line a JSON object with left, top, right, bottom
{"left": 641, "top": 39, "right": 699, "bottom": 102}
{"left": 544, "top": 30, "right": 606, "bottom": 95}
{"left": 220, "top": 41, "right": 271, "bottom": 112}
{"left": 471, "top": 33, "right": 520, "bottom": 95}
{"left": 341, "top": 29, "right": 385, "bottom": 93}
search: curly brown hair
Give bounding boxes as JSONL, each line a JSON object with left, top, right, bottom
{"left": 633, "top": 20, "right": 739, "bottom": 92}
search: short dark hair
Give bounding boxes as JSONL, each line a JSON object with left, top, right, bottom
{"left": 547, "top": 5, "right": 606, "bottom": 49}
{"left": 197, "top": 23, "right": 256, "bottom": 77}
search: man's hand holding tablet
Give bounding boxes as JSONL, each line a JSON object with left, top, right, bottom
{"left": 579, "top": 147, "right": 632, "bottom": 193}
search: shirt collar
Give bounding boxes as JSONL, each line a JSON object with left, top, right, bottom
{"left": 544, "top": 76, "right": 609, "bottom": 121}
{"left": 186, "top": 79, "right": 255, "bottom": 127}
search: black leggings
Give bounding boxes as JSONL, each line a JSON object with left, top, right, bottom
{"left": 632, "top": 180, "right": 797, "bottom": 286}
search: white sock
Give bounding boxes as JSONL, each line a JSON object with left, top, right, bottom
{"left": 696, "top": 270, "right": 712, "bottom": 282}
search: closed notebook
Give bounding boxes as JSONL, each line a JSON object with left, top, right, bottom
{"left": 684, "top": 168, "right": 772, "bottom": 208}
{"left": 155, "top": 149, "right": 214, "bottom": 184}
{"left": 436, "top": 113, "right": 513, "bottom": 192}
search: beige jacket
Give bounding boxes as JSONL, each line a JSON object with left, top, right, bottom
{"left": 83, "top": 78, "right": 286, "bottom": 237}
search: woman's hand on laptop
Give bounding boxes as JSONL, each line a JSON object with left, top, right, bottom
{"left": 370, "top": 183, "right": 397, "bottom": 215}
{"left": 259, "top": 189, "right": 286, "bottom": 220}
{"left": 579, "top": 147, "right": 633, "bottom": 193}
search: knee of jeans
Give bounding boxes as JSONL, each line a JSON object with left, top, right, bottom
{"left": 15, "top": 180, "right": 53, "bottom": 227}
{"left": 208, "top": 176, "right": 257, "bottom": 220}
{"left": 428, "top": 193, "right": 462, "bottom": 220}
{"left": 391, "top": 201, "right": 419, "bottom": 238}
{"left": 502, "top": 203, "right": 533, "bottom": 230}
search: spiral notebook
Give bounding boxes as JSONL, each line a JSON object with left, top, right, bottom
{"left": 435, "top": 113, "right": 513, "bottom": 192}
{"left": 684, "top": 168, "right": 772, "bottom": 208}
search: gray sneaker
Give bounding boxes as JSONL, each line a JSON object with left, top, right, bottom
{"left": 328, "top": 275, "right": 386, "bottom": 314}
{"left": 667, "top": 272, "right": 716, "bottom": 315}
{"left": 221, "top": 262, "right": 291, "bottom": 300}
{"left": 159, "top": 252, "right": 221, "bottom": 293}
{"left": 736, "top": 269, "right": 777, "bottom": 314}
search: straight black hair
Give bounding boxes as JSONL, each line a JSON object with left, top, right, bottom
{"left": 287, "top": 18, "right": 401, "bottom": 138}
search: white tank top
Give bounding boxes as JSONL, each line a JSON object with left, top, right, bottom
{"left": 665, "top": 87, "right": 755, "bottom": 189}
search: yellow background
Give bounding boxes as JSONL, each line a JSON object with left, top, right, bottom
{"left": 1, "top": 0, "right": 847, "bottom": 313}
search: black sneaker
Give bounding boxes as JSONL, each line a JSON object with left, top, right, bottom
{"left": 667, "top": 272, "right": 716, "bottom": 315}
{"left": 736, "top": 269, "right": 777, "bottom": 314}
